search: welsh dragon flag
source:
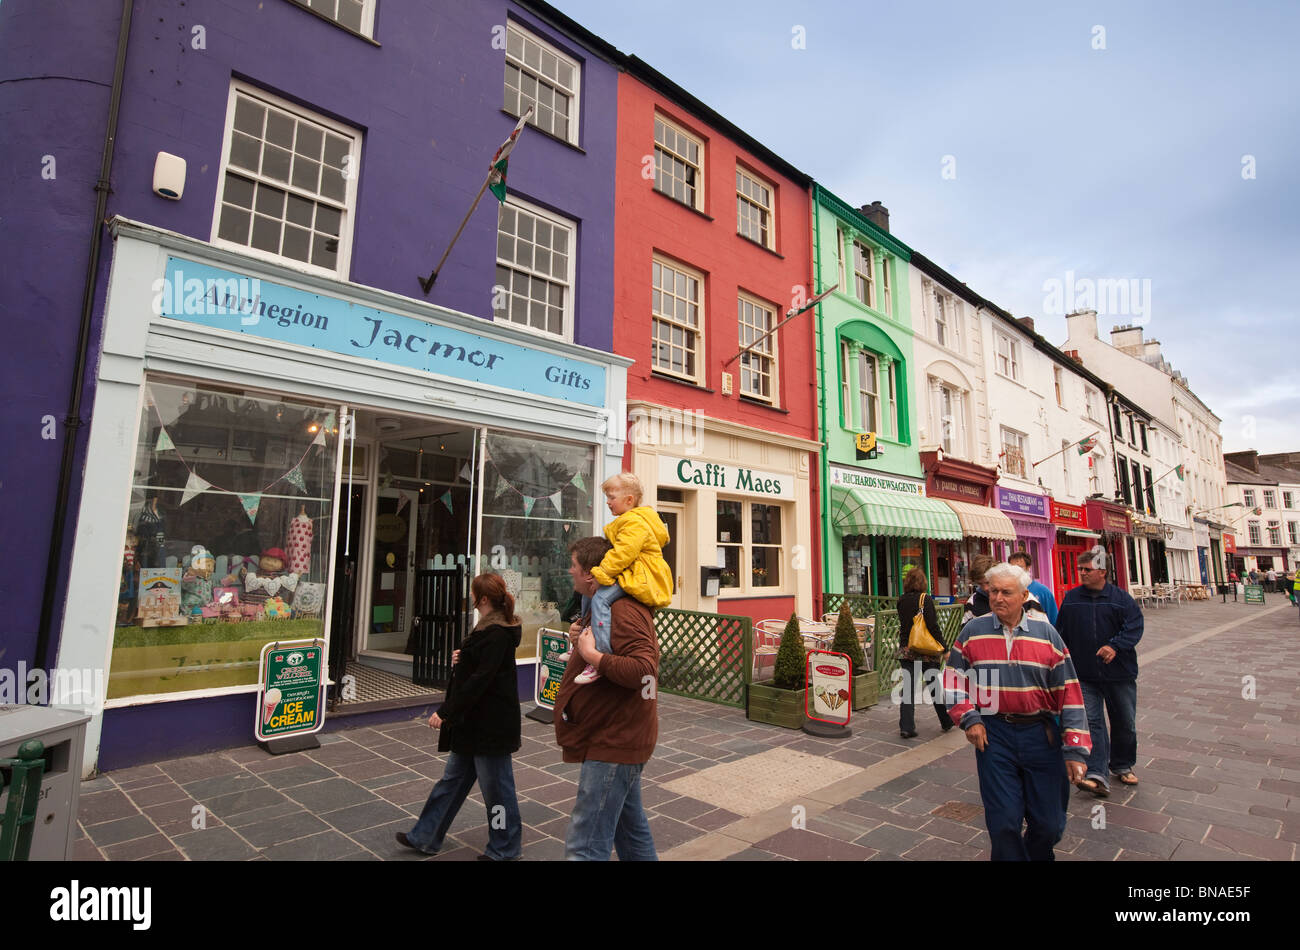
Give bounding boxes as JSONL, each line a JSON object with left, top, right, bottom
{"left": 1077, "top": 435, "right": 1098, "bottom": 455}
{"left": 1174, "top": 464, "right": 1185, "bottom": 481}
{"left": 488, "top": 107, "right": 532, "bottom": 203}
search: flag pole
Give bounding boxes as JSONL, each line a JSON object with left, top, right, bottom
{"left": 418, "top": 173, "right": 493, "bottom": 295}
{"left": 418, "top": 107, "right": 532, "bottom": 296}
{"left": 723, "top": 284, "right": 838, "bottom": 367}
{"left": 1031, "top": 430, "right": 1100, "bottom": 468}
{"left": 1150, "top": 464, "right": 1184, "bottom": 487}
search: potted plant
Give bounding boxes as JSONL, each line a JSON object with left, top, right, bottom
{"left": 831, "top": 602, "right": 878, "bottom": 709}
{"left": 747, "top": 613, "right": 807, "bottom": 728}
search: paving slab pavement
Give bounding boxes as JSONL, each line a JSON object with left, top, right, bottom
{"left": 75, "top": 595, "right": 1300, "bottom": 860}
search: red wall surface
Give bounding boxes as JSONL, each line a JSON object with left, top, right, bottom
{"left": 613, "top": 75, "right": 816, "bottom": 440}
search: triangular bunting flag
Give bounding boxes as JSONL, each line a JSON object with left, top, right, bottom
{"left": 441, "top": 491, "right": 453, "bottom": 513}
{"left": 312, "top": 426, "right": 327, "bottom": 447}
{"left": 459, "top": 463, "right": 473, "bottom": 482}
{"left": 239, "top": 493, "right": 261, "bottom": 524}
{"left": 180, "top": 472, "right": 211, "bottom": 506}
{"left": 522, "top": 496, "right": 536, "bottom": 517}
{"left": 156, "top": 428, "right": 174, "bottom": 453}
{"left": 323, "top": 411, "right": 336, "bottom": 431}
{"left": 572, "top": 472, "right": 586, "bottom": 493}
{"left": 284, "top": 466, "right": 307, "bottom": 494}
{"left": 549, "top": 490, "right": 562, "bottom": 514}
{"left": 495, "top": 479, "right": 513, "bottom": 500}
{"left": 396, "top": 493, "right": 409, "bottom": 515}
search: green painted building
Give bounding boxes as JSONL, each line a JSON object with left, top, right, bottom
{"left": 812, "top": 187, "right": 962, "bottom": 602}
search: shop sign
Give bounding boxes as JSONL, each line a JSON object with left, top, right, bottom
{"left": 1051, "top": 500, "right": 1086, "bottom": 526}
{"left": 535, "top": 629, "right": 569, "bottom": 709}
{"left": 997, "top": 488, "right": 1047, "bottom": 519}
{"left": 933, "top": 477, "right": 983, "bottom": 501}
{"left": 1244, "top": 585, "right": 1266, "bottom": 605}
{"left": 828, "top": 466, "right": 926, "bottom": 496}
{"left": 256, "top": 639, "right": 325, "bottom": 742}
{"left": 658, "top": 456, "right": 793, "bottom": 497}
{"left": 805, "top": 650, "right": 852, "bottom": 726}
{"left": 1090, "top": 507, "right": 1131, "bottom": 535}
{"left": 157, "top": 257, "right": 606, "bottom": 408}
{"left": 1223, "top": 533, "right": 1237, "bottom": 554}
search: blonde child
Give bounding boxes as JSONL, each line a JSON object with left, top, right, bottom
{"left": 570, "top": 472, "right": 673, "bottom": 684}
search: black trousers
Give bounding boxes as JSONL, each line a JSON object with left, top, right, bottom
{"left": 897, "top": 658, "right": 953, "bottom": 733}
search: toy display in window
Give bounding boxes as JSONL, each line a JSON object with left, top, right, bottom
{"left": 287, "top": 504, "right": 313, "bottom": 575}
{"left": 181, "top": 545, "right": 216, "bottom": 616}
{"left": 118, "top": 530, "right": 139, "bottom": 626}
{"left": 135, "top": 495, "right": 167, "bottom": 568}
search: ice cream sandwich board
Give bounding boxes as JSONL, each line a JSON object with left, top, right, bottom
{"left": 803, "top": 649, "right": 852, "bottom": 738}
{"left": 526, "top": 629, "right": 569, "bottom": 724}
{"left": 256, "top": 638, "right": 326, "bottom": 751}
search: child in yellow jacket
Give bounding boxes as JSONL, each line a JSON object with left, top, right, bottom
{"left": 572, "top": 472, "right": 673, "bottom": 684}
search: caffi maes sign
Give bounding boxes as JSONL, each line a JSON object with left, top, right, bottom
{"left": 658, "top": 456, "right": 792, "bottom": 498}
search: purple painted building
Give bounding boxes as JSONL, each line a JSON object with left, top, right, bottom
{"left": 1, "top": 0, "right": 629, "bottom": 772}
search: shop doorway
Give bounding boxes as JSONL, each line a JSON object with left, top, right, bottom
{"left": 660, "top": 503, "right": 684, "bottom": 609}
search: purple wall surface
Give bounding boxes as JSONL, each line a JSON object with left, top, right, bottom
{"left": 0, "top": 0, "right": 619, "bottom": 760}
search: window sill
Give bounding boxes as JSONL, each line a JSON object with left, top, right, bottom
{"left": 652, "top": 186, "right": 714, "bottom": 221}
{"left": 649, "top": 370, "right": 714, "bottom": 394}
{"left": 739, "top": 395, "right": 787, "bottom": 413}
{"left": 737, "top": 233, "right": 783, "bottom": 259}
{"left": 500, "top": 109, "right": 584, "bottom": 154}
{"left": 283, "top": 0, "right": 381, "bottom": 46}
{"left": 995, "top": 371, "right": 1027, "bottom": 389}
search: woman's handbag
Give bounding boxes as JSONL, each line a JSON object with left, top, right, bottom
{"left": 907, "top": 593, "right": 946, "bottom": 656}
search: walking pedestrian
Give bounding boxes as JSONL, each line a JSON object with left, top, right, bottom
{"left": 895, "top": 567, "right": 954, "bottom": 739}
{"left": 396, "top": 573, "right": 523, "bottom": 860}
{"left": 961, "top": 554, "right": 996, "bottom": 624}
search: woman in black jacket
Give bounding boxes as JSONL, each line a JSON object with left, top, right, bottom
{"left": 396, "top": 573, "right": 523, "bottom": 860}
{"left": 895, "top": 567, "right": 954, "bottom": 739}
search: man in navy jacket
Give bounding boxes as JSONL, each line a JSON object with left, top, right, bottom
{"left": 1055, "top": 547, "right": 1144, "bottom": 797}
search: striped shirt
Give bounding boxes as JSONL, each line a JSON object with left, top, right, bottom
{"left": 942, "top": 610, "right": 1092, "bottom": 761}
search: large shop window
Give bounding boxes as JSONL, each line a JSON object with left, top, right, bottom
{"left": 716, "top": 500, "right": 784, "bottom": 594}
{"left": 111, "top": 382, "right": 338, "bottom": 700}
{"left": 480, "top": 431, "right": 595, "bottom": 660}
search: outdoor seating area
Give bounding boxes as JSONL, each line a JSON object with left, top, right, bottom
{"left": 1130, "top": 582, "right": 1215, "bottom": 608}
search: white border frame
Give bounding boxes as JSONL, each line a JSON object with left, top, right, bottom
{"left": 653, "top": 112, "right": 706, "bottom": 212}
{"left": 650, "top": 253, "right": 706, "bottom": 386}
{"left": 505, "top": 20, "right": 582, "bottom": 148}
{"left": 496, "top": 195, "right": 578, "bottom": 344}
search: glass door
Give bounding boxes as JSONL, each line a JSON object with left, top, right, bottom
{"left": 368, "top": 488, "right": 418, "bottom": 653}
{"left": 660, "top": 504, "right": 683, "bottom": 608}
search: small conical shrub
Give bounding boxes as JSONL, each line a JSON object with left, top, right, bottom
{"left": 831, "top": 602, "right": 866, "bottom": 673}
{"left": 772, "top": 612, "right": 806, "bottom": 690}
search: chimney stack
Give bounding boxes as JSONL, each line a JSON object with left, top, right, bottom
{"left": 1017, "top": 316, "right": 1035, "bottom": 334}
{"left": 860, "top": 201, "right": 890, "bottom": 233}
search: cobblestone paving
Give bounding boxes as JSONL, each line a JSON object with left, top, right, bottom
{"left": 75, "top": 594, "right": 1300, "bottom": 860}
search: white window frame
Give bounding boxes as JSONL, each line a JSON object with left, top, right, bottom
{"left": 1248, "top": 521, "right": 1261, "bottom": 546}
{"left": 493, "top": 196, "right": 576, "bottom": 342}
{"left": 654, "top": 113, "right": 705, "bottom": 211}
{"left": 879, "top": 256, "right": 892, "bottom": 317}
{"left": 1243, "top": 489, "right": 1257, "bottom": 507}
{"left": 1268, "top": 521, "right": 1282, "bottom": 546}
{"left": 931, "top": 378, "right": 968, "bottom": 458}
{"left": 841, "top": 342, "right": 895, "bottom": 438}
{"left": 995, "top": 332, "right": 1021, "bottom": 382}
{"left": 737, "top": 293, "right": 778, "bottom": 404}
{"left": 1000, "top": 426, "right": 1028, "bottom": 479}
{"left": 650, "top": 255, "right": 704, "bottom": 384}
{"left": 299, "top": 0, "right": 377, "bottom": 37}
{"left": 1264, "top": 489, "right": 1277, "bottom": 509}
{"left": 1061, "top": 439, "right": 1072, "bottom": 496}
{"left": 211, "top": 82, "right": 361, "bottom": 279}
{"left": 1283, "top": 491, "right": 1294, "bottom": 509}
{"left": 505, "top": 21, "right": 581, "bottom": 147}
{"left": 717, "top": 498, "right": 788, "bottom": 595}
{"left": 1289, "top": 521, "right": 1299, "bottom": 545}
{"left": 852, "top": 241, "right": 875, "bottom": 308}
{"left": 1085, "top": 387, "right": 1101, "bottom": 422}
{"left": 736, "top": 166, "right": 775, "bottom": 249}
{"left": 1053, "top": 366, "right": 1064, "bottom": 407}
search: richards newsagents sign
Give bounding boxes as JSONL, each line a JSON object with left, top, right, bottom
{"left": 155, "top": 256, "right": 606, "bottom": 407}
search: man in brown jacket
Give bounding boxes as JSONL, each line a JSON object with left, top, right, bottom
{"left": 555, "top": 536, "right": 659, "bottom": 860}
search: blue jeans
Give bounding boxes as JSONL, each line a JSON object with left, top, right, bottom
{"left": 582, "top": 584, "right": 625, "bottom": 654}
{"left": 1079, "top": 678, "right": 1138, "bottom": 787}
{"left": 564, "top": 760, "right": 657, "bottom": 861}
{"left": 975, "top": 716, "right": 1071, "bottom": 861}
{"left": 406, "top": 752, "right": 522, "bottom": 860}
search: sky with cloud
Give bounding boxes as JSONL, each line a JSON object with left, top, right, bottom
{"left": 551, "top": 0, "right": 1298, "bottom": 455}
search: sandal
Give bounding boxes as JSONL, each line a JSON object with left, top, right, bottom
{"left": 1115, "top": 771, "right": 1139, "bottom": 786}
{"left": 1077, "top": 777, "right": 1109, "bottom": 798}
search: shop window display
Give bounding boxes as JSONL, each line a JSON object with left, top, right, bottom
{"left": 480, "top": 431, "right": 595, "bottom": 660}
{"left": 111, "top": 381, "right": 337, "bottom": 700}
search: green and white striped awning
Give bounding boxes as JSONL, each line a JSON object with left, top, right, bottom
{"left": 830, "top": 483, "right": 964, "bottom": 540}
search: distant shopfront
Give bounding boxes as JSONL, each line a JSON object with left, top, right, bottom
{"left": 922, "top": 454, "right": 1014, "bottom": 600}
{"left": 995, "top": 488, "right": 1054, "bottom": 577}
{"left": 1086, "top": 498, "right": 1133, "bottom": 590}
{"left": 827, "top": 465, "right": 962, "bottom": 600}
{"left": 1050, "top": 499, "right": 1098, "bottom": 603}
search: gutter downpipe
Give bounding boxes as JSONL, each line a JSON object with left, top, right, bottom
{"left": 812, "top": 186, "right": 832, "bottom": 609}
{"left": 34, "top": 0, "right": 134, "bottom": 676}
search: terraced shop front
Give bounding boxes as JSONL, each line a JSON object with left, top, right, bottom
{"left": 56, "top": 220, "right": 629, "bottom": 776}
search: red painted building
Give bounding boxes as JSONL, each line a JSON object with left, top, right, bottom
{"left": 611, "top": 64, "right": 818, "bottom": 625}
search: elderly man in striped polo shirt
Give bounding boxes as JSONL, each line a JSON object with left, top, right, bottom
{"left": 943, "top": 562, "right": 1092, "bottom": 861}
